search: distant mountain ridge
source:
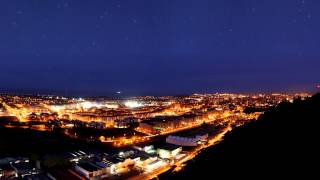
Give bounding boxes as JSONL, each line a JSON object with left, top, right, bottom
{"left": 159, "top": 93, "right": 320, "bottom": 179}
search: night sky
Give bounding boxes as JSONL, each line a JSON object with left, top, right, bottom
{"left": 1, "top": 0, "right": 319, "bottom": 96}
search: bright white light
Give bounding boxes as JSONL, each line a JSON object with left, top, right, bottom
{"left": 50, "top": 105, "right": 64, "bottom": 112}
{"left": 124, "top": 101, "right": 143, "bottom": 108}
{"left": 50, "top": 101, "right": 119, "bottom": 111}
{"left": 105, "top": 104, "right": 119, "bottom": 109}
{"left": 80, "top": 102, "right": 102, "bottom": 109}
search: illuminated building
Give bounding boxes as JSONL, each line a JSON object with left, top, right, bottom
{"left": 157, "top": 145, "right": 182, "bottom": 160}
{"left": 166, "top": 134, "right": 208, "bottom": 147}
{"left": 75, "top": 163, "right": 104, "bottom": 179}
{"left": 144, "top": 159, "right": 167, "bottom": 173}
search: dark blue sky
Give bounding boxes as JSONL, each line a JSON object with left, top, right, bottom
{"left": 0, "top": 0, "right": 319, "bottom": 96}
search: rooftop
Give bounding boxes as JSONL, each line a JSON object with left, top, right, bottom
{"left": 77, "top": 163, "right": 99, "bottom": 172}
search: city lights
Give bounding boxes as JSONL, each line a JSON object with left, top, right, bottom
{"left": 0, "top": 93, "right": 311, "bottom": 179}
{"left": 124, "top": 100, "right": 144, "bottom": 108}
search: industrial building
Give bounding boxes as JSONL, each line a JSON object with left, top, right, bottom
{"left": 166, "top": 134, "right": 208, "bottom": 147}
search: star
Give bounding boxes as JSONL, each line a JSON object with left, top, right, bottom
{"left": 306, "top": 13, "right": 312, "bottom": 19}
{"left": 16, "top": 11, "right": 23, "bottom": 15}
{"left": 90, "top": 41, "right": 97, "bottom": 48}
{"left": 34, "top": 50, "right": 40, "bottom": 57}
{"left": 43, "top": 18, "right": 49, "bottom": 23}
{"left": 223, "top": 26, "right": 233, "bottom": 33}
{"left": 292, "top": 18, "right": 297, "bottom": 23}
{"left": 63, "top": 2, "right": 69, "bottom": 8}
{"left": 57, "top": 2, "right": 69, "bottom": 9}
{"left": 41, "top": 34, "right": 48, "bottom": 39}
{"left": 11, "top": 21, "right": 18, "bottom": 27}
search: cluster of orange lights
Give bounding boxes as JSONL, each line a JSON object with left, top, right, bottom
{"left": 112, "top": 136, "right": 150, "bottom": 147}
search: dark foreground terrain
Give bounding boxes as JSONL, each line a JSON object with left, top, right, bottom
{"left": 0, "top": 127, "right": 110, "bottom": 158}
{"left": 0, "top": 128, "right": 74, "bottom": 157}
{"left": 160, "top": 93, "right": 320, "bottom": 179}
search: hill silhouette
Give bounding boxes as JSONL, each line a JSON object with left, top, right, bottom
{"left": 159, "top": 93, "right": 320, "bottom": 179}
